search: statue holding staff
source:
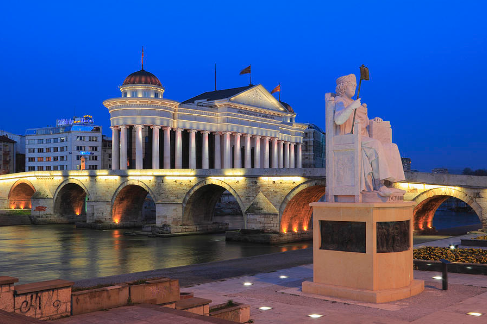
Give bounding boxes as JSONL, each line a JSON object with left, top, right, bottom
{"left": 333, "top": 73, "right": 405, "bottom": 196}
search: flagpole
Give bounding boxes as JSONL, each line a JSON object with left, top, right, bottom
{"left": 250, "top": 64, "right": 252, "bottom": 85}
{"left": 141, "top": 46, "right": 144, "bottom": 70}
{"left": 214, "top": 63, "right": 217, "bottom": 91}
{"left": 279, "top": 83, "right": 281, "bottom": 102}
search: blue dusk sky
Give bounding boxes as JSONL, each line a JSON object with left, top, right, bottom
{"left": 1, "top": 1, "right": 486, "bottom": 172}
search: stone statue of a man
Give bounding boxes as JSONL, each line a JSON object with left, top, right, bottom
{"left": 334, "top": 74, "right": 405, "bottom": 196}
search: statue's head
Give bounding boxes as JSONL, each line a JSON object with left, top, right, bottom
{"left": 336, "top": 74, "right": 357, "bottom": 98}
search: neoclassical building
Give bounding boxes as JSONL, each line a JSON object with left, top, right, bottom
{"left": 103, "top": 68, "right": 306, "bottom": 170}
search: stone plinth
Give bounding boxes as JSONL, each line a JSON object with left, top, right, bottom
{"left": 0, "top": 276, "right": 18, "bottom": 312}
{"left": 14, "top": 279, "right": 74, "bottom": 320}
{"left": 302, "top": 202, "right": 424, "bottom": 303}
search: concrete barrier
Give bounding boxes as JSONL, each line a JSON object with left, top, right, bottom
{"left": 210, "top": 302, "right": 251, "bottom": 323}
{"left": 71, "top": 284, "right": 129, "bottom": 315}
{"left": 14, "top": 279, "right": 74, "bottom": 320}
{"left": 0, "top": 277, "right": 18, "bottom": 312}
{"left": 129, "top": 278, "right": 180, "bottom": 305}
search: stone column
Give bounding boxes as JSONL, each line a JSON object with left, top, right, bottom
{"left": 189, "top": 129, "right": 197, "bottom": 169}
{"left": 175, "top": 128, "right": 183, "bottom": 169}
{"left": 223, "top": 132, "right": 232, "bottom": 169}
{"left": 272, "top": 137, "right": 278, "bottom": 168}
{"left": 111, "top": 126, "right": 119, "bottom": 170}
{"left": 278, "top": 140, "right": 284, "bottom": 168}
{"left": 233, "top": 133, "right": 241, "bottom": 168}
{"left": 163, "top": 127, "right": 171, "bottom": 169}
{"left": 290, "top": 143, "right": 295, "bottom": 168}
{"left": 135, "top": 125, "right": 144, "bottom": 170}
{"left": 262, "top": 137, "right": 270, "bottom": 169}
{"left": 214, "top": 132, "right": 221, "bottom": 169}
{"left": 152, "top": 126, "right": 160, "bottom": 169}
{"left": 297, "top": 143, "right": 303, "bottom": 168}
{"left": 254, "top": 135, "right": 261, "bottom": 168}
{"left": 244, "top": 134, "right": 252, "bottom": 168}
{"left": 120, "top": 126, "right": 128, "bottom": 170}
{"left": 284, "top": 141, "right": 290, "bottom": 168}
{"left": 202, "top": 131, "right": 209, "bottom": 169}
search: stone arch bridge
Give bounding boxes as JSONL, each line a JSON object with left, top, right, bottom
{"left": 1, "top": 170, "right": 486, "bottom": 233}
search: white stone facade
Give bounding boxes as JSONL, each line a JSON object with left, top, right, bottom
{"left": 104, "top": 69, "right": 306, "bottom": 170}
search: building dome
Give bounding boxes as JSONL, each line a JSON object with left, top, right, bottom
{"left": 123, "top": 69, "right": 162, "bottom": 87}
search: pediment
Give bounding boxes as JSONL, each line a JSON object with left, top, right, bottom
{"left": 229, "top": 85, "right": 287, "bottom": 112}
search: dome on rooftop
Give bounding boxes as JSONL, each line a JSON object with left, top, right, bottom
{"left": 123, "top": 69, "right": 162, "bottom": 87}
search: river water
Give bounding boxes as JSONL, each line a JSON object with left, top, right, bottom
{"left": 0, "top": 225, "right": 310, "bottom": 284}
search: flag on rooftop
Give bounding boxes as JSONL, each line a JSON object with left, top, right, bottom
{"left": 239, "top": 65, "right": 251, "bottom": 75}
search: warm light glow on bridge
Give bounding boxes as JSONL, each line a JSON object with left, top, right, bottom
{"left": 129, "top": 176, "right": 154, "bottom": 181}
{"left": 165, "top": 176, "right": 196, "bottom": 181}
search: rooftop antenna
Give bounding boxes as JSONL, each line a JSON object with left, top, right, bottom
{"left": 141, "top": 46, "right": 144, "bottom": 70}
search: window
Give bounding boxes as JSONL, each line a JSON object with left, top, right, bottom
{"left": 89, "top": 136, "right": 98, "bottom": 142}
{"left": 53, "top": 166, "right": 58, "bottom": 170}
{"left": 53, "top": 138, "right": 59, "bottom": 143}
{"left": 27, "top": 139, "right": 35, "bottom": 145}
{"left": 143, "top": 91, "right": 149, "bottom": 97}
{"left": 89, "top": 155, "right": 98, "bottom": 161}
{"left": 46, "top": 139, "right": 52, "bottom": 144}
{"left": 37, "top": 157, "right": 43, "bottom": 162}
{"left": 53, "top": 147, "right": 59, "bottom": 152}
{"left": 76, "top": 136, "right": 84, "bottom": 141}
{"left": 76, "top": 146, "right": 85, "bottom": 151}
{"left": 46, "top": 148, "right": 51, "bottom": 153}
{"left": 28, "top": 148, "right": 35, "bottom": 153}
{"left": 59, "top": 165, "right": 64, "bottom": 170}
{"left": 37, "top": 139, "right": 44, "bottom": 144}
{"left": 28, "top": 166, "right": 35, "bottom": 171}
{"left": 89, "top": 146, "right": 98, "bottom": 151}
{"left": 60, "top": 156, "right": 65, "bottom": 161}
{"left": 37, "top": 148, "right": 44, "bottom": 153}
{"left": 60, "top": 147, "right": 65, "bottom": 152}
{"left": 46, "top": 157, "right": 52, "bottom": 162}
{"left": 131, "top": 91, "right": 137, "bottom": 97}
{"left": 108, "top": 153, "right": 112, "bottom": 158}
{"left": 60, "top": 137, "right": 66, "bottom": 142}
{"left": 53, "top": 156, "right": 58, "bottom": 161}
{"left": 122, "top": 91, "right": 127, "bottom": 97}
{"left": 46, "top": 166, "right": 51, "bottom": 171}
{"left": 28, "top": 157, "right": 35, "bottom": 162}
{"left": 88, "top": 165, "right": 98, "bottom": 170}
{"left": 154, "top": 92, "right": 159, "bottom": 98}
{"left": 37, "top": 166, "right": 44, "bottom": 171}
{"left": 76, "top": 155, "right": 81, "bottom": 160}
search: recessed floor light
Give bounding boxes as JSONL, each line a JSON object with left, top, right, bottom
{"left": 259, "top": 306, "right": 272, "bottom": 310}
{"left": 467, "top": 312, "right": 482, "bottom": 317}
{"left": 432, "top": 276, "right": 442, "bottom": 280}
{"left": 243, "top": 282, "right": 253, "bottom": 286}
{"left": 308, "top": 314, "right": 323, "bottom": 318}
{"left": 279, "top": 275, "right": 288, "bottom": 279}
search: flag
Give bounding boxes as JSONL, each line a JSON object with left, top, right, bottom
{"left": 271, "top": 84, "right": 281, "bottom": 94}
{"left": 239, "top": 65, "right": 251, "bottom": 75}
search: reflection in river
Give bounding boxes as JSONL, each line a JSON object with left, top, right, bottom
{"left": 0, "top": 225, "right": 309, "bottom": 284}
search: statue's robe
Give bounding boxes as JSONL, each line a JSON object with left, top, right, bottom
{"left": 334, "top": 96, "right": 405, "bottom": 191}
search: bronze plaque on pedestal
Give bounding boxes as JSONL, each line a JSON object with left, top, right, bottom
{"left": 377, "top": 220, "right": 410, "bottom": 253}
{"left": 319, "top": 220, "right": 366, "bottom": 253}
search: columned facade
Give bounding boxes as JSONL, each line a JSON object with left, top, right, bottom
{"left": 104, "top": 68, "right": 306, "bottom": 171}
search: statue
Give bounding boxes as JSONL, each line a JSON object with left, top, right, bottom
{"left": 329, "top": 74, "right": 405, "bottom": 198}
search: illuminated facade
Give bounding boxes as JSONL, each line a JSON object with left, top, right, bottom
{"left": 104, "top": 68, "right": 306, "bottom": 170}
{"left": 25, "top": 116, "right": 102, "bottom": 171}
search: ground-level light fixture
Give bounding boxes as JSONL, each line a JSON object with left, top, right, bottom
{"left": 449, "top": 244, "right": 458, "bottom": 250}
{"left": 467, "top": 312, "right": 482, "bottom": 317}
{"left": 279, "top": 275, "right": 288, "bottom": 279}
{"left": 432, "top": 276, "right": 442, "bottom": 280}
{"left": 259, "top": 306, "right": 272, "bottom": 311}
{"left": 308, "top": 314, "right": 323, "bottom": 318}
{"left": 243, "top": 282, "right": 253, "bottom": 286}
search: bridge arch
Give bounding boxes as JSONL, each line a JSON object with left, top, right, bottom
{"left": 53, "top": 179, "right": 91, "bottom": 222}
{"left": 111, "top": 180, "right": 156, "bottom": 224}
{"left": 279, "top": 179, "right": 327, "bottom": 233}
{"left": 182, "top": 179, "right": 245, "bottom": 226}
{"left": 412, "top": 187, "right": 482, "bottom": 231}
{"left": 8, "top": 179, "right": 36, "bottom": 209}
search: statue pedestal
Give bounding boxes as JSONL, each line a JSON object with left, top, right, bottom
{"left": 302, "top": 202, "right": 424, "bottom": 303}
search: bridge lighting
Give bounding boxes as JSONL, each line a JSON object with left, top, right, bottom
{"left": 114, "top": 219, "right": 120, "bottom": 224}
